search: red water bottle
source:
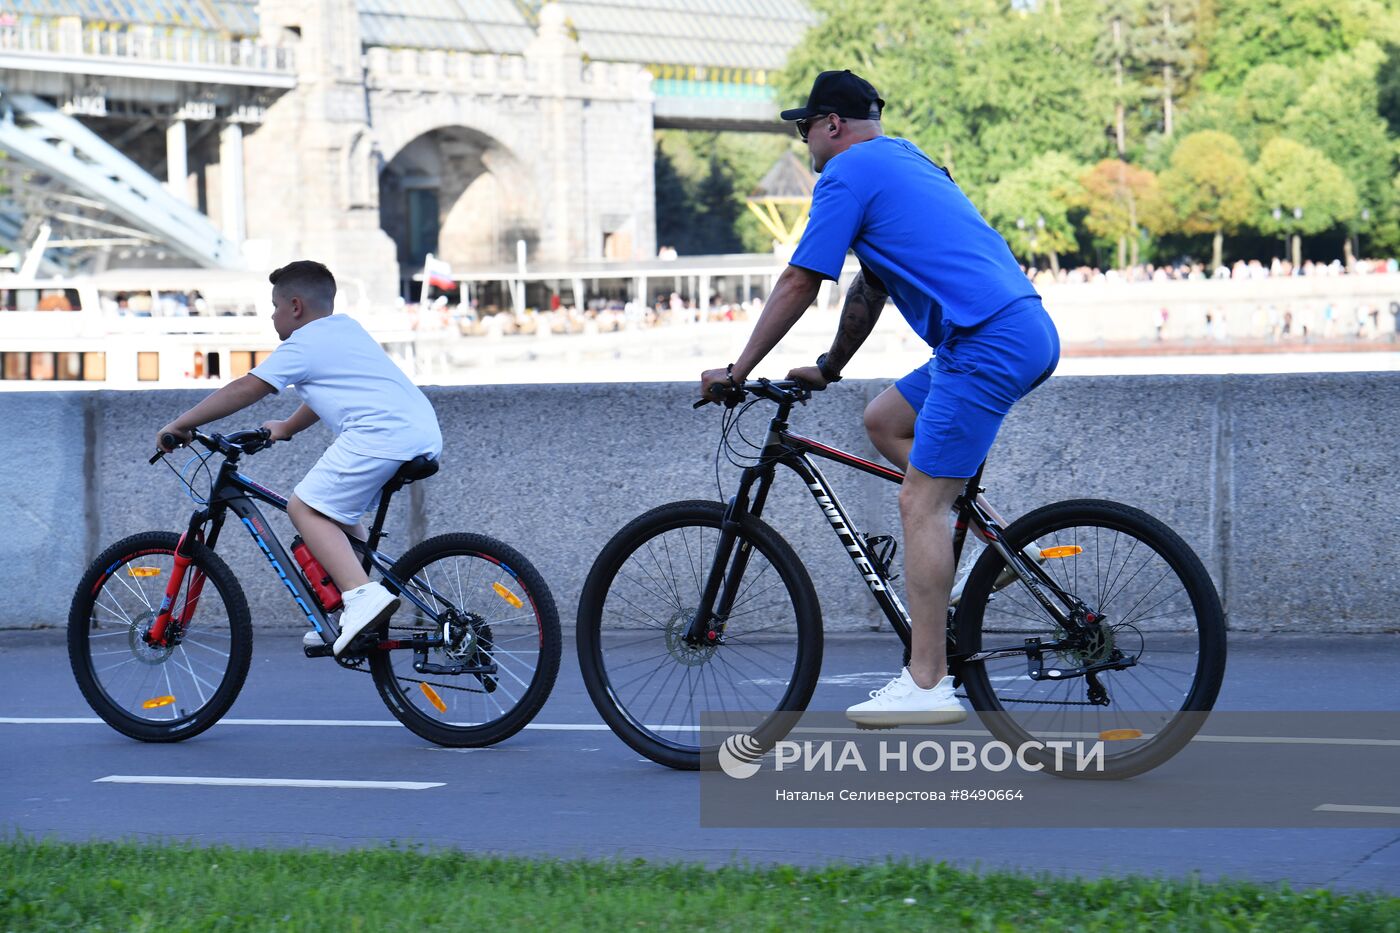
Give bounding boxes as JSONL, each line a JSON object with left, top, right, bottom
{"left": 290, "top": 536, "right": 343, "bottom": 612}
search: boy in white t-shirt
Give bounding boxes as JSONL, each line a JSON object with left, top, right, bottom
{"left": 155, "top": 260, "right": 442, "bottom": 656}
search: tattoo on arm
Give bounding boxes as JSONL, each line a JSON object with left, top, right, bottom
{"left": 826, "top": 271, "right": 888, "bottom": 372}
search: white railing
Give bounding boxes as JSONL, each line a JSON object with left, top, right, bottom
{"left": 364, "top": 46, "right": 644, "bottom": 96}
{"left": 0, "top": 21, "right": 294, "bottom": 75}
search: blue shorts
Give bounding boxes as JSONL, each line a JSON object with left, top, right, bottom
{"left": 895, "top": 297, "right": 1060, "bottom": 478}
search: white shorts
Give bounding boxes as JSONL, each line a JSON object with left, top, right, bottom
{"left": 293, "top": 439, "right": 408, "bottom": 526}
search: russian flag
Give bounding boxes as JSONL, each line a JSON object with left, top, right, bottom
{"left": 424, "top": 253, "right": 454, "bottom": 291}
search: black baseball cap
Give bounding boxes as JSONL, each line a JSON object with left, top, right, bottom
{"left": 780, "top": 70, "right": 885, "bottom": 122}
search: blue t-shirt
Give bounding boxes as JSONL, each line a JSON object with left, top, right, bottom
{"left": 789, "top": 136, "right": 1039, "bottom": 348}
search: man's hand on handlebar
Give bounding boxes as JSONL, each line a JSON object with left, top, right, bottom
{"left": 786, "top": 365, "right": 830, "bottom": 390}
{"left": 699, "top": 366, "right": 740, "bottom": 401}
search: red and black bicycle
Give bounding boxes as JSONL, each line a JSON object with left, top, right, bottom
{"left": 576, "top": 379, "right": 1225, "bottom": 778}
{"left": 69, "top": 427, "right": 560, "bottom": 747}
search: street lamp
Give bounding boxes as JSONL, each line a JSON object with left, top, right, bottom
{"left": 1016, "top": 217, "right": 1032, "bottom": 270}
{"left": 1292, "top": 206, "right": 1303, "bottom": 267}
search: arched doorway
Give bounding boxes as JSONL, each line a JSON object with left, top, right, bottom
{"left": 379, "top": 126, "right": 540, "bottom": 299}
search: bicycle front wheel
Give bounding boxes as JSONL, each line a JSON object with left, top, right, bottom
{"left": 68, "top": 531, "right": 252, "bottom": 742}
{"left": 577, "top": 500, "right": 823, "bottom": 770}
{"left": 954, "top": 499, "right": 1226, "bottom": 779}
{"left": 369, "top": 533, "right": 561, "bottom": 747}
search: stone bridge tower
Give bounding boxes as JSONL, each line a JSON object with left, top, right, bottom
{"left": 241, "top": 0, "right": 655, "bottom": 305}
{"left": 241, "top": 0, "right": 398, "bottom": 303}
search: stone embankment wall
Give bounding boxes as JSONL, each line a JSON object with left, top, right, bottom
{"left": 4, "top": 373, "right": 1397, "bottom": 633}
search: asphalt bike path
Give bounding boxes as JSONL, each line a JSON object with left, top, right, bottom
{"left": 2, "top": 630, "right": 1398, "bottom": 893}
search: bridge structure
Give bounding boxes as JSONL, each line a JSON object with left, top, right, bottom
{"left": 0, "top": 0, "right": 816, "bottom": 302}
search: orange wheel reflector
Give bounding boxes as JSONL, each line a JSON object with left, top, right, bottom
{"left": 1099, "top": 729, "right": 1143, "bottom": 741}
{"left": 419, "top": 682, "right": 448, "bottom": 713}
{"left": 491, "top": 582, "right": 523, "bottom": 608}
{"left": 1039, "top": 546, "right": 1084, "bottom": 560}
{"left": 142, "top": 695, "right": 176, "bottom": 709}
{"left": 127, "top": 567, "right": 162, "bottom": 578}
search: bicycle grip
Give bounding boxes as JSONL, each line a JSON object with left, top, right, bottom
{"left": 150, "top": 432, "right": 180, "bottom": 464}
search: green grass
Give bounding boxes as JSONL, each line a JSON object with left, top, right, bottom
{"left": 2, "top": 838, "right": 1398, "bottom": 932}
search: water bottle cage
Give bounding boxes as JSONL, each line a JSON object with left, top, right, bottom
{"left": 863, "top": 534, "right": 899, "bottom": 581}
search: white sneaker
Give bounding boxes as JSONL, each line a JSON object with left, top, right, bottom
{"left": 333, "top": 582, "right": 400, "bottom": 657}
{"left": 846, "top": 668, "right": 969, "bottom": 727}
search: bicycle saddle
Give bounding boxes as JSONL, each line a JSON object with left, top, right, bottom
{"left": 393, "top": 454, "right": 440, "bottom": 484}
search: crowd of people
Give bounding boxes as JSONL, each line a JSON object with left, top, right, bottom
{"left": 1022, "top": 257, "right": 1398, "bottom": 287}
{"left": 454, "top": 292, "right": 759, "bottom": 337}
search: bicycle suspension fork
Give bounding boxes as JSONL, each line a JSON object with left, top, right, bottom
{"left": 682, "top": 465, "right": 777, "bottom": 645}
{"left": 145, "top": 508, "right": 224, "bottom": 647}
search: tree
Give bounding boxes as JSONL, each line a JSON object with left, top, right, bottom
{"left": 1092, "top": 0, "right": 1150, "bottom": 157}
{"left": 983, "top": 152, "right": 1084, "bottom": 272}
{"left": 1198, "top": 0, "right": 1390, "bottom": 92}
{"left": 1081, "top": 159, "right": 1170, "bottom": 268}
{"left": 958, "top": 0, "right": 1115, "bottom": 198}
{"left": 1286, "top": 42, "right": 1399, "bottom": 265}
{"left": 1380, "top": 43, "right": 1400, "bottom": 135}
{"left": 652, "top": 131, "right": 793, "bottom": 255}
{"left": 653, "top": 142, "right": 694, "bottom": 254}
{"left": 1159, "top": 131, "right": 1254, "bottom": 268}
{"left": 1231, "top": 63, "right": 1302, "bottom": 157}
{"left": 779, "top": 0, "right": 984, "bottom": 178}
{"left": 1138, "top": 0, "right": 1199, "bottom": 136}
{"left": 1251, "top": 138, "right": 1359, "bottom": 266}
{"left": 692, "top": 154, "right": 742, "bottom": 254}
{"left": 780, "top": 0, "right": 1112, "bottom": 201}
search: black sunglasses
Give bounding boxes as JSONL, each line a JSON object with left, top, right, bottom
{"left": 794, "top": 114, "right": 847, "bottom": 142}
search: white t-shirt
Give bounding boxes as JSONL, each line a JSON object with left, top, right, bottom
{"left": 250, "top": 314, "right": 442, "bottom": 460}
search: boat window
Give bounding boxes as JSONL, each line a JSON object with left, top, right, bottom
{"left": 137, "top": 352, "right": 160, "bottom": 382}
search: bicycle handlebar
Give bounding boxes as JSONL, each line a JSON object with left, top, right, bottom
{"left": 693, "top": 378, "right": 817, "bottom": 410}
{"left": 150, "top": 427, "right": 274, "bottom": 464}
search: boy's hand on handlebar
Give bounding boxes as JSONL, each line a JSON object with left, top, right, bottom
{"left": 787, "top": 365, "right": 829, "bottom": 390}
{"left": 261, "top": 419, "right": 294, "bottom": 442}
{"left": 154, "top": 423, "right": 192, "bottom": 454}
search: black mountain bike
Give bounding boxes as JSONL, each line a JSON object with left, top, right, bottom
{"left": 69, "top": 428, "right": 561, "bottom": 746}
{"left": 577, "top": 380, "right": 1225, "bottom": 778}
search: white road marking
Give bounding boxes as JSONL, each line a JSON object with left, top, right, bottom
{"left": 95, "top": 775, "right": 443, "bottom": 790}
{"left": 1315, "top": 804, "right": 1400, "bottom": 815}
{"left": 1192, "top": 735, "right": 1400, "bottom": 747}
{"left": 5, "top": 718, "right": 1398, "bottom": 748}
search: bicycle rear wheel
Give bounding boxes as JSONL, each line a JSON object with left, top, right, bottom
{"left": 954, "top": 499, "right": 1226, "bottom": 779}
{"left": 368, "top": 533, "right": 561, "bottom": 747}
{"left": 68, "top": 531, "right": 252, "bottom": 742}
{"left": 577, "top": 500, "right": 822, "bottom": 770}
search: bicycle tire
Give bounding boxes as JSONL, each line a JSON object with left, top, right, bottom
{"left": 577, "top": 500, "right": 823, "bottom": 770}
{"left": 954, "top": 499, "right": 1226, "bottom": 779}
{"left": 368, "top": 533, "right": 561, "bottom": 747}
{"left": 68, "top": 531, "right": 253, "bottom": 742}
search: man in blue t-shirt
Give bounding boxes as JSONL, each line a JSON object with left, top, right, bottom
{"left": 699, "top": 70, "right": 1060, "bottom": 727}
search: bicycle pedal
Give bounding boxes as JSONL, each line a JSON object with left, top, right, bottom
{"left": 341, "top": 628, "right": 385, "bottom": 657}
{"left": 303, "top": 643, "right": 334, "bottom": 659}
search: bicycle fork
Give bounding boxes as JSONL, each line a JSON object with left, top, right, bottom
{"left": 682, "top": 470, "right": 776, "bottom": 645}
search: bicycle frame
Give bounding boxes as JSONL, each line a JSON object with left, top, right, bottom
{"left": 145, "top": 450, "right": 450, "bottom": 655}
{"left": 684, "top": 390, "right": 1094, "bottom": 671}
